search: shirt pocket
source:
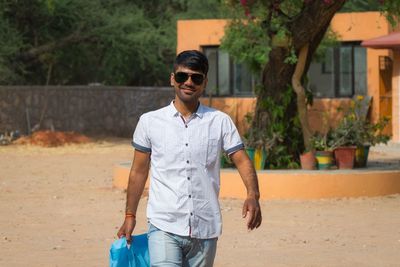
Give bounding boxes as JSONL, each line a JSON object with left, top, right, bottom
{"left": 192, "top": 132, "right": 220, "bottom": 167}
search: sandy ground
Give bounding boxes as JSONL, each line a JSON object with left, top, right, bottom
{"left": 0, "top": 138, "right": 400, "bottom": 267}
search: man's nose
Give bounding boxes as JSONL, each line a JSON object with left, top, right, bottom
{"left": 184, "top": 76, "right": 194, "bottom": 85}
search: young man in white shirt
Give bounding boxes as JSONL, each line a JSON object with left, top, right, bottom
{"left": 117, "top": 50, "right": 262, "bottom": 266}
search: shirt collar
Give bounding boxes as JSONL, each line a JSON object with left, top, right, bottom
{"left": 168, "top": 101, "right": 205, "bottom": 119}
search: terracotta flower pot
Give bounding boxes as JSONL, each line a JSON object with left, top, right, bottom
{"left": 300, "top": 151, "right": 317, "bottom": 170}
{"left": 334, "top": 146, "right": 356, "bottom": 169}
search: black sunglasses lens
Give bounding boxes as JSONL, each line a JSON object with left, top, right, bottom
{"left": 175, "top": 72, "right": 189, "bottom": 83}
{"left": 191, "top": 74, "right": 204, "bottom": 85}
{"left": 175, "top": 72, "right": 204, "bottom": 85}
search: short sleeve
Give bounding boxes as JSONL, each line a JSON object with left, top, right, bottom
{"left": 132, "top": 115, "right": 151, "bottom": 153}
{"left": 221, "top": 115, "right": 244, "bottom": 155}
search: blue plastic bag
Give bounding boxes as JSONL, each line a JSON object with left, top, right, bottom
{"left": 109, "top": 234, "right": 149, "bottom": 267}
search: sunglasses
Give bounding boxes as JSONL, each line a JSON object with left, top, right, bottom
{"left": 174, "top": 72, "right": 205, "bottom": 85}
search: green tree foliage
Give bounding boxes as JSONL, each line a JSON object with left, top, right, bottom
{"left": 0, "top": 0, "right": 224, "bottom": 85}
{"left": 341, "top": 0, "right": 400, "bottom": 25}
{"left": 341, "top": 0, "right": 382, "bottom": 12}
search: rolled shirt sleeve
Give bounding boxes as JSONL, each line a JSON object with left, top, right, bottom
{"left": 132, "top": 115, "right": 151, "bottom": 153}
{"left": 221, "top": 115, "right": 244, "bottom": 155}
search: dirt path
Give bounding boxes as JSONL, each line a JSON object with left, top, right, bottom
{"left": 1, "top": 139, "right": 399, "bottom": 267}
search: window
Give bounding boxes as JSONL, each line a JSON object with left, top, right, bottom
{"left": 308, "top": 42, "right": 367, "bottom": 98}
{"left": 203, "top": 46, "right": 256, "bottom": 97}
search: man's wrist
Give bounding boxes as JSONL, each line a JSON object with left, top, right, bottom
{"left": 125, "top": 212, "right": 136, "bottom": 220}
{"left": 247, "top": 191, "right": 260, "bottom": 200}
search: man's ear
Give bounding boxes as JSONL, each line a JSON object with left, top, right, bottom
{"left": 170, "top": 73, "right": 175, "bottom": 86}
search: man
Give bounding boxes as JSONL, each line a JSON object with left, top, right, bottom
{"left": 117, "top": 50, "right": 262, "bottom": 266}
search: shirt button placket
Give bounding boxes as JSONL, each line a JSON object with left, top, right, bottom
{"left": 185, "top": 122, "right": 194, "bottom": 234}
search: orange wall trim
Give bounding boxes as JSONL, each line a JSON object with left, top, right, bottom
{"left": 113, "top": 163, "right": 400, "bottom": 200}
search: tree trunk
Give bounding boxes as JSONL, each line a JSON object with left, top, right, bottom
{"left": 254, "top": 47, "right": 295, "bottom": 130}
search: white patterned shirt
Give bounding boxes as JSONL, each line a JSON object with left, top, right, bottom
{"left": 132, "top": 101, "right": 244, "bottom": 238}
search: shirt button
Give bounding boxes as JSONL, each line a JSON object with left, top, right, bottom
{"left": 186, "top": 160, "right": 189, "bottom": 164}
{"left": 185, "top": 125, "right": 188, "bottom": 128}
{"left": 190, "top": 212, "right": 193, "bottom": 216}
{"left": 185, "top": 143, "right": 188, "bottom": 146}
{"left": 189, "top": 195, "right": 191, "bottom": 198}
{"left": 187, "top": 177, "right": 190, "bottom": 180}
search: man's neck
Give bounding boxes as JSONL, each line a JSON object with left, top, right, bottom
{"left": 173, "top": 98, "right": 199, "bottom": 119}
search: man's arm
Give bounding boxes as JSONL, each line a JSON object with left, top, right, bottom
{"left": 230, "top": 149, "right": 262, "bottom": 230}
{"left": 117, "top": 149, "right": 150, "bottom": 243}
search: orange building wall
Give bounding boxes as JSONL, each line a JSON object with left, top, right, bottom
{"left": 177, "top": 12, "right": 397, "bottom": 140}
{"left": 177, "top": 20, "right": 227, "bottom": 52}
{"left": 330, "top": 12, "right": 389, "bottom": 41}
{"left": 199, "top": 97, "right": 354, "bottom": 136}
{"left": 393, "top": 51, "right": 400, "bottom": 142}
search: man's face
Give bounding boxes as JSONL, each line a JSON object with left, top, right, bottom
{"left": 171, "top": 66, "right": 207, "bottom": 104}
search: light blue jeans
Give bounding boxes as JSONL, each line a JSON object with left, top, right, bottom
{"left": 147, "top": 223, "right": 217, "bottom": 267}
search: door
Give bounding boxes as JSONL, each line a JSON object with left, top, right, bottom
{"left": 379, "top": 56, "right": 393, "bottom": 136}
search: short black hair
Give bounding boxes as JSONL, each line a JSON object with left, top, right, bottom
{"left": 174, "top": 50, "right": 209, "bottom": 76}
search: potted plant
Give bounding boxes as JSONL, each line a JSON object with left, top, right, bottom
{"left": 336, "top": 96, "right": 391, "bottom": 168}
{"left": 299, "top": 149, "right": 317, "bottom": 170}
{"left": 244, "top": 127, "right": 279, "bottom": 170}
{"left": 309, "top": 129, "right": 344, "bottom": 170}
{"left": 243, "top": 114, "right": 281, "bottom": 170}
{"left": 330, "top": 115, "right": 361, "bottom": 169}
{"left": 355, "top": 116, "right": 390, "bottom": 167}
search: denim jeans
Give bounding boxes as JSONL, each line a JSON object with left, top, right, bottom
{"left": 147, "top": 223, "right": 218, "bottom": 267}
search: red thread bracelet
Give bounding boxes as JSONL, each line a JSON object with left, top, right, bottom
{"left": 125, "top": 213, "right": 136, "bottom": 219}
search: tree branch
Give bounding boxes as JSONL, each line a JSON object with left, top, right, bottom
{"left": 292, "top": 44, "right": 312, "bottom": 151}
{"left": 290, "top": 0, "right": 346, "bottom": 49}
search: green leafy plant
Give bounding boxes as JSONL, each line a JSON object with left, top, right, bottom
{"left": 244, "top": 86, "right": 302, "bottom": 169}
{"left": 312, "top": 96, "right": 391, "bottom": 151}
{"left": 243, "top": 113, "right": 280, "bottom": 151}
{"left": 309, "top": 129, "right": 346, "bottom": 152}
{"left": 336, "top": 96, "right": 390, "bottom": 146}
{"left": 361, "top": 117, "right": 390, "bottom": 146}
{"left": 221, "top": 16, "right": 271, "bottom": 73}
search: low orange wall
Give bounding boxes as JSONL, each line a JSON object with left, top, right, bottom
{"left": 113, "top": 163, "right": 400, "bottom": 200}
{"left": 220, "top": 169, "right": 400, "bottom": 199}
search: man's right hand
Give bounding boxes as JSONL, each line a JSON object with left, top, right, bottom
{"left": 117, "top": 217, "right": 136, "bottom": 244}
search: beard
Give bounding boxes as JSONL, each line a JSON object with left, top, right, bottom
{"left": 175, "top": 85, "right": 203, "bottom": 103}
